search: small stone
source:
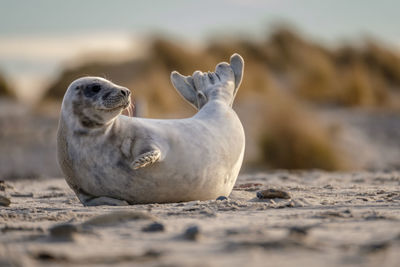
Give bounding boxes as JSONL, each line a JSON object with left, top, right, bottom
{"left": 323, "top": 184, "right": 334, "bottom": 189}
{"left": 256, "top": 189, "right": 291, "bottom": 199}
{"left": 49, "top": 223, "right": 79, "bottom": 241}
{"left": 34, "top": 251, "right": 67, "bottom": 261}
{"left": 183, "top": 225, "right": 200, "bottom": 241}
{"left": 289, "top": 226, "right": 308, "bottom": 236}
{"left": 0, "top": 195, "right": 10, "bottom": 206}
{"left": 11, "top": 193, "right": 34, "bottom": 198}
{"left": 82, "top": 211, "right": 156, "bottom": 227}
{"left": 142, "top": 222, "right": 165, "bottom": 232}
{"left": 361, "top": 241, "right": 390, "bottom": 253}
{"left": 0, "top": 180, "right": 13, "bottom": 191}
{"left": 216, "top": 196, "right": 228, "bottom": 201}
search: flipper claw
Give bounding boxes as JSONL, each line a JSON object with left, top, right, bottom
{"left": 131, "top": 149, "right": 161, "bottom": 169}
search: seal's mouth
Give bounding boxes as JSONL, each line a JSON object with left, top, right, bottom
{"left": 96, "top": 99, "right": 131, "bottom": 113}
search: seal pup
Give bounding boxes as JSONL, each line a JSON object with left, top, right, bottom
{"left": 57, "top": 54, "right": 245, "bottom": 206}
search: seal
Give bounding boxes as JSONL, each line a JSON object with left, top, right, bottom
{"left": 57, "top": 54, "right": 245, "bottom": 206}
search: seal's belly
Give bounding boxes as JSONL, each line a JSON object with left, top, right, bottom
{"left": 123, "top": 125, "right": 245, "bottom": 203}
{"left": 73, "top": 135, "right": 244, "bottom": 204}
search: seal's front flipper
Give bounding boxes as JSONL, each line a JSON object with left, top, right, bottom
{"left": 84, "top": 196, "right": 129, "bottom": 206}
{"left": 76, "top": 190, "right": 129, "bottom": 206}
{"left": 131, "top": 149, "right": 161, "bottom": 170}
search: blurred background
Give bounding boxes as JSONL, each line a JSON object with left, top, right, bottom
{"left": 1, "top": 0, "right": 400, "bottom": 179}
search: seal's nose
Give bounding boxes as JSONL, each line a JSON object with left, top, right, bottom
{"left": 120, "top": 89, "right": 131, "bottom": 97}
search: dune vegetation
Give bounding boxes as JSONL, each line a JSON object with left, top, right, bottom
{"left": 0, "top": 72, "right": 14, "bottom": 98}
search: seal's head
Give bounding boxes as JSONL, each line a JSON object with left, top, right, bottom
{"left": 61, "top": 77, "right": 131, "bottom": 128}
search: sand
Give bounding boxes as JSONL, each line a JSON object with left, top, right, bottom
{"left": 1, "top": 170, "right": 399, "bottom": 267}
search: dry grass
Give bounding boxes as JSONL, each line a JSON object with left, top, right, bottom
{"left": 259, "top": 94, "right": 344, "bottom": 170}
{"left": 0, "top": 72, "right": 14, "bottom": 98}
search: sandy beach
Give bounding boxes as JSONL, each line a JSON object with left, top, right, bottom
{"left": 1, "top": 170, "right": 399, "bottom": 267}
{"left": 2, "top": 2, "right": 400, "bottom": 267}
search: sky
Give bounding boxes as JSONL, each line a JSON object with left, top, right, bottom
{"left": 1, "top": 0, "right": 399, "bottom": 42}
{"left": 0, "top": 0, "right": 399, "bottom": 101}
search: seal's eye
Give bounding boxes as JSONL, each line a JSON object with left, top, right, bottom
{"left": 83, "top": 84, "right": 102, "bottom": 97}
{"left": 91, "top": 85, "right": 101, "bottom": 93}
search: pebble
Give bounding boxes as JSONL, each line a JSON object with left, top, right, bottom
{"left": 256, "top": 189, "right": 291, "bottom": 199}
{"left": 183, "top": 225, "right": 200, "bottom": 241}
{"left": 142, "top": 222, "right": 165, "bottom": 232}
{"left": 11, "top": 193, "right": 34, "bottom": 198}
{"left": 0, "top": 180, "right": 13, "bottom": 191}
{"left": 82, "top": 211, "right": 156, "bottom": 227}
{"left": 216, "top": 196, "right": 228, "bottom": 201}
{"left": 323, "top": 184, "right": 334, "bottom": 189}
{"left": 0, "top": 195, "right": 11, "bottom": 206}
{"left": 288, "top": 226, "right": 309, "bottom": 237}
{"left": 49, "top": 223, "right": 79, "bottom": 241}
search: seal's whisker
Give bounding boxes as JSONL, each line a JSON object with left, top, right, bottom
{"left": 127, "top": 103, "right": 132, "bottom": 117}
{"left": 129, "top": 102, "right": 135, "bottom": 117}
{"left": 131, "top": 99, "right": 136, "bottom": 117}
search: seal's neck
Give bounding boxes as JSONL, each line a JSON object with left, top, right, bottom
{"left": 60, "top": 110, "right": 117, "bottom": 137}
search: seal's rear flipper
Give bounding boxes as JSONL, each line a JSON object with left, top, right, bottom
{"left": 131, "top": 149, "right": 161, "bottom": 170}
{"left": 171, "top": 53, "right": 244, "bottom": 108}
{"left": 171, "top": 72, "right": 199, "bottom": 110}
{"left": 229, "top": 53, "right": 244, "bottom": 101}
